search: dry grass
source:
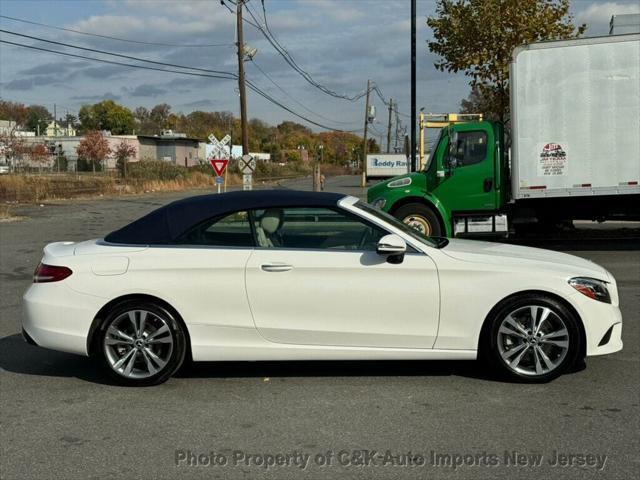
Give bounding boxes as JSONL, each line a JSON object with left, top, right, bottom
{"left": 124, "top": 172, "right": 243, "bottom": 193}
{"left": 0, "top": 174, "right": 118, "bottom": 203}
{"left": 0, "top": 204, "right": 11, "bottom": 219}
{"left": 0, "top": 171, "right": 246, "bottom": 204}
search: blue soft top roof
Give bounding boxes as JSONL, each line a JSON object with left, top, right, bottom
{"left": 104, "top": 189, "right": 345, "bottom": 245}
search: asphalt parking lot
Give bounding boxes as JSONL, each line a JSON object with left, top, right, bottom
{"left": 1, "top": 176, "right": 638, "bottom": 480}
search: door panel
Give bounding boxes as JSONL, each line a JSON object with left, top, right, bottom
{"left": 433, "top": 123, "right": 497, "bottom": 212}
{"left": 245, "top": 249, "right": 440, "bottom": 348}
{"left": 128, "top": 247, "right": 255, "bottom": 329}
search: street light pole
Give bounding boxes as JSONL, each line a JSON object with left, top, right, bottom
{"left": 410, "top": 0, "right": 417, "bottom": 172}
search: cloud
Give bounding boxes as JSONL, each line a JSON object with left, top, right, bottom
{"left": 3, "top": 75, "right": 62, "bottom": 90}
{"left": 70, "top": 92, "right": 121, "bottom": 102}
{"left": 180, "top": 99, "right": 217, "bottom": 108}
{"left": 80, "top": 64, "right": 130, "bottom": 79}
{"left": 125, "top": 84, "right": 168, "bottom": 97}
{"left": 19, "top": 61, "right": 86, "bottom": 76}
{"left": 303, "top": 0, "right": 365, "bottom": 22}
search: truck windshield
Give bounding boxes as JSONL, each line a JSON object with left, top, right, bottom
{"left": 424, "top": 129, "right": 445, "bottom": 172}
{"left": 355, "top": 201, "right": 446, "bottom": 249}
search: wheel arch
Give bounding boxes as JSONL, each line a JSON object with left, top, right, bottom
{"left": 477, "top": 289, "right": 587, "bottom": 361}
{"left": 86, "top": 293, "right": 192, "bottom": 362}
{"left": 388, "top": 195, "right": 451, "bottom": 237}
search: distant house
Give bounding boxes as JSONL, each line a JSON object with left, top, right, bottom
{"left": 45, "top": 120, "right": 77, "bottom": 137}
{"left": 0, "top": 120, "right": 35, "bottom": 137}
{"left": 138, "top": 133, "right": 202, "bottom": 166}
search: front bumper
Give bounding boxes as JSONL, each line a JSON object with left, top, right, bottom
{"left": 569, "top": 291, "right": 623, "bottom": 356}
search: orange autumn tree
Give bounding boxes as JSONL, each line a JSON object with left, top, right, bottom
{"left": 76, "top": 130, "right": 111, "bottom": 173}
{"left": 30, "top": 143, "right": 50, "bottom": 173}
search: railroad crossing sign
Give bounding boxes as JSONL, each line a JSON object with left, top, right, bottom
{"left": 209, "top": 159, "right": 229, "bottom": 177}
{"left": 239, "top": 154, "right": 256, "bottom": 174}
{"left": 207, "top": 134, "right": 231, "bottom": 160}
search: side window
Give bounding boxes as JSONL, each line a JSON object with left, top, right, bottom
{"left": 174, "top": 210, "right": 254, "bottom": 247}
{"left": 252, "top": 207, "right": 387, "bottom": 251}
{"left": 451, "top": 131, "right": 487, "bottom": 166}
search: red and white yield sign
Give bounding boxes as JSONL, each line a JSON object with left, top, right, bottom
{"left": 209, "top": 159, "right": 229, "bottom": 177}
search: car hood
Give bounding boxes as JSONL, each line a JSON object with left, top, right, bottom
{"left": 440, "top": 238, "right": 610, "bottom": 280}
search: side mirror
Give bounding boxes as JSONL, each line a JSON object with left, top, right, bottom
{"left": 377, "top": 234, "right": 406, "bottom": 263}
{"left": 449, "top": 130, "right": 459, "bottom": 155}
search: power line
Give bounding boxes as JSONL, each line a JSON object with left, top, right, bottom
{"left": 0, "top": 29, "right": 237, "bottom": 78}
{"left": 0, "top": 39, "right": 360, "bottom": 133}
{"left": 239, "top": 0, "right": 368, "bottom": 102}
{"left": 373, "top": 84, "right": 411, "bottom": 118}
{"left": 0, "top": 14, "right": 234, "bottom": 48}
{"left": 0, "top": 39, "right": 235, "bottom": 80}
{"left": 249, "top": 59, "right": 360, "bottom": 126}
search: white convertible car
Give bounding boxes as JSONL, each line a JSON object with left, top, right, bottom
{"left": 23, "top": 191, "right": 622, "bottom": 386}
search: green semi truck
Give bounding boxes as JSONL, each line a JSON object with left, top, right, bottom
{"left": 367, "top": 34, "right": 640, "bottom": 237}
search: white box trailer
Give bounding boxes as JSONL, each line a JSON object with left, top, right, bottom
{"left": 366, "top": 154, "right": 409, "bottom": 179}
{"left": 510, "top": 34, "right": 640, "bottom": 200}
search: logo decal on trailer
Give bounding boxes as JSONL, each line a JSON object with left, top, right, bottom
{"left": 537, "top": 143, "right": 568, "bottom": 176}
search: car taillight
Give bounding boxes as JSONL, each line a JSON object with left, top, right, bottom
{"left": 33, "top": 263, "right": 73, "bottom": 283}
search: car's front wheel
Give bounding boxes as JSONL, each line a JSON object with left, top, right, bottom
{"left": 99, "top": 301, "right": 186, "bottom": 386}
{"left": 484, "top": 295, "right": 581, "bottom": 382}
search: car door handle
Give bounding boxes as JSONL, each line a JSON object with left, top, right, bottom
{"left": 261, "top": 263, "right": 293, "bottom": 272}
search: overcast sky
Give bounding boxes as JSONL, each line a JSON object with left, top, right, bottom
{"left": 1, "top": 0, "right": 639, "bottom": 137}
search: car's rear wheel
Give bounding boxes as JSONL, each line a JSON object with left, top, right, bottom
{"left": 394, "top": 203, "right": 442, "bottom": 237}
{"left": 99, "top": 301, "right": 186, "bottom": 386}
{"left": 484, "top": 295, "right": 581, "bottom": 382}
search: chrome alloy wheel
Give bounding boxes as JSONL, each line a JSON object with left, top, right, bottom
{"left": 403, "top": 215, "right": 431, "bottom": 235}
{"left": 103, "top": 309, "right": 174, "bottom": 379}
{"left": 497, "top": 305, "right": 569, "bottom": 376}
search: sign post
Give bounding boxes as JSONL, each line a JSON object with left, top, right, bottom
{"left": 238, "top": 154, "right": 256, "bottom": 191}
{"left": 207, "top": 134, "right": 231, "bottom": 193}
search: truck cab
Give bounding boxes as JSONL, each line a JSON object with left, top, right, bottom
{"left": 367, "top": 120, "right": 506, "bottom": 237}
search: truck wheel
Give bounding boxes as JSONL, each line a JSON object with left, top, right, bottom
{"left": 394, "top": 203, "right": 442, "bottom": 237}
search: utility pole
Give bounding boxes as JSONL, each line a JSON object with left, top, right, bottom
{"left": 236, "top": 0, "right": 249, "bottom": 155}
{"left": 394, "top": 104, "right": 400, "bottom": 153}
{"left": 410, "top": 0, "right": 417, "bottom": 171}
{"left": 360, "top": 79, "right": 372, "bottom": 188}
{"left": 386, "top": 98, "right": 393, "bottom": 154}
{"left": 54, "top": 103, "right": 57, "bottom": 137}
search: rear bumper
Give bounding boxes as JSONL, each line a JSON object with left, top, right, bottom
{"left": 22, "top": 283, "right": 101, "bottom": 356}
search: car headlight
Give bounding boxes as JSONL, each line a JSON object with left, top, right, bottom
{"left": 388, "top": 177, "right": 412, "bottom": 188}
{"left": 569, "top": 277, "right": 611, "bottom": 303}
{"left": 371, "top": 197, "right": 386, "bottom": 209}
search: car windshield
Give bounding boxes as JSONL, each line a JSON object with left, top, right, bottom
{"left": 354, "top": 201, "right": 447, "bottom": 249}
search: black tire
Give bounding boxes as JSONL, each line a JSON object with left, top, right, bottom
{"left": 98, "top": 300, "right": 187, "bottom": 386}
{"left": 482, "top": 294, "right": 581, "bottom": 383}
{"left": 394, "top": 203, "right": 443, "bottom": 237}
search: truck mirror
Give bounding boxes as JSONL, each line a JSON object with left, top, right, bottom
{"left": 449, "top": 130, "right": 459, "bottom": 156}
{"left": 445, "top": 156, "right": 458, "bottom": 174}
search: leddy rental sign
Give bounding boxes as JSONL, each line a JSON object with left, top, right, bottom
{"left": 367, "top": 154, "right": 409, "bottom": 178}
